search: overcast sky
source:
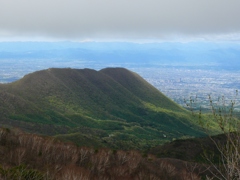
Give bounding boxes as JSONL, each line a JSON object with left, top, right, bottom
{"left": 0, "top": 0, "right": 240, "bottom": 42}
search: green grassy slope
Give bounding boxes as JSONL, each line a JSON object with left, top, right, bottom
{"left": 149, "top": 133, "right": 230, "bottom": 165}
{"left": 0, "top": 67, "right": 206, "bottom": 150}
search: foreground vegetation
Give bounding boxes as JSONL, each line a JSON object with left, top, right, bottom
{"left": 0, "top": 127, "right": 208, "bottom": 180}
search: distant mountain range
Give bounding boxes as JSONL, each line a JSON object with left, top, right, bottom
{"left": 0, "top": 41, "right": 240, "bottom": 68}
{"left": 0, "top": 67, "right": 206, "bottom": 150}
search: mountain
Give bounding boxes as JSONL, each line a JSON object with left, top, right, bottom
{"left": 0, "top": 67, "right": 205, "bottom": 150}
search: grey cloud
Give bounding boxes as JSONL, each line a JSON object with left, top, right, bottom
{"left": 0, "top": 0, "right": 240, "bottom": 40}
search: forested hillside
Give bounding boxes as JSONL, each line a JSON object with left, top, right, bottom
{"left": 0, "top": 68, "right": 205, "bottom": 150}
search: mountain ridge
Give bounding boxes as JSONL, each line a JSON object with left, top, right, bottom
{"left": 0, "top": 67, "right": 205, "bottom": 150}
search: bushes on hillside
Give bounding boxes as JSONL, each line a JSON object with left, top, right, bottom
{"left": 0, "top": 127, "right": 202, "bottom": 179}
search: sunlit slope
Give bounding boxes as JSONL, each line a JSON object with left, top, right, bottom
{"left": 0, "top": 68, "right": 205, "bottom": 149}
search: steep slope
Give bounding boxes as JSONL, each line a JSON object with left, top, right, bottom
{"left": 100, "top": 67, "right": 182, "bottom": 111}
{"left": 0, "top": 68, "right": 205, "bottom": 150}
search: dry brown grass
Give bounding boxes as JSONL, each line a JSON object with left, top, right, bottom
{"left": 0, "top": 127, "right": 204, "bottom": 179}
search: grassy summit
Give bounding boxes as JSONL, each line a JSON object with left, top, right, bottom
{"left": 0, "top": 67, "right": 205, "bottom": 150}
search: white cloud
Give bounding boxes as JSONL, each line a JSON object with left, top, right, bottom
{"left": 0, "top": 0, "right": 240, "bottom": 41}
